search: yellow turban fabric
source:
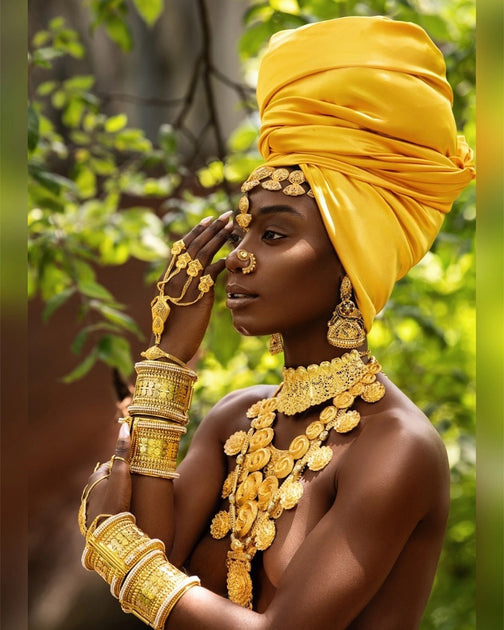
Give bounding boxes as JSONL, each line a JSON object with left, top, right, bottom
{"left": 256, "top": 16, "right": 475, "bottom": 332}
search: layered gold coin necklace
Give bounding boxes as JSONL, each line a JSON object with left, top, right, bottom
{"left": 210, "top": 350, "right": 385, "bottom": 609}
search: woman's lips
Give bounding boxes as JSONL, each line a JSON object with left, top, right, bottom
{"left": 225, "top": 284, "right": 258, "bottom": 308}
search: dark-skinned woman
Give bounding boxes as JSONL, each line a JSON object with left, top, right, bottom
{"left": 79, "top": 16, "right": 474, "bottom": 630}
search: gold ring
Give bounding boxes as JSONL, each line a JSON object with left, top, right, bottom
{"left": 110, "top": 455, "right": 129, "bottom": 467}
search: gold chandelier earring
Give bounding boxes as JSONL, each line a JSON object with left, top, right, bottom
{"left": 327, "top": 276, "right": 367, "bottom": 349}
{"left": 269, "top": 333, "right": 283, "bottom": 355}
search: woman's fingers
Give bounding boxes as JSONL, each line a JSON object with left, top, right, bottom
{"left": 85, "top": 423, "right": 132, "bottom": 527}
{"left": 103, "top": 423, "right": 132, "bottom": 516}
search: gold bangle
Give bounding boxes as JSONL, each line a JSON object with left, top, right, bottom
{"left": 128, "top": 360, "right": 197, "bottom": 424}
{"left": 78, "top": 473, "right": 110, "bottom": 536}
{"left": 129, "top": 417, "right": 186, "bottom": 479}
{"left": 140, "top": 346, "right": 189, "bottom": 369}
{"left": 119, "top": 549, "right": 200, "bottom": 630}
{"left": 82, "top": 512, "right": 165, "bottom": 598}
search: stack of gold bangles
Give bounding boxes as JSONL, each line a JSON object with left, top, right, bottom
{"left": 82, "top": 512, "right": 200, "bottom": 629}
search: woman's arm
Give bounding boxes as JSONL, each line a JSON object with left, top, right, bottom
{"left": 86, "top": 212, "right": 234, "bottom": 548}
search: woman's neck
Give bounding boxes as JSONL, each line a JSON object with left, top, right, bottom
{"left": 281, "top": 327, "right": 368, "bottom": 369}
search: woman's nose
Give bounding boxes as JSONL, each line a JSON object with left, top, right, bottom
{"left": 226, "top": 247, "right": 257, "bottom": 275}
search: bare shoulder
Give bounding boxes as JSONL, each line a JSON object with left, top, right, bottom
{"left": 193, "top": 384, "right": 277, "bottom": 442}
{"left": 340, "top": 374, "right": 450, "bottom": 517}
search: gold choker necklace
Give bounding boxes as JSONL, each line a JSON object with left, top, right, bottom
{"left": 277, "top": 350, "right": 376, "bottom": 415}
{"left": 210, "top": 351, "right": 385, "bottom": 609}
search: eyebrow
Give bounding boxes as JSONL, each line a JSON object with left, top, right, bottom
{"left": 258, "top": 204, "right": 304, "bottom": 218}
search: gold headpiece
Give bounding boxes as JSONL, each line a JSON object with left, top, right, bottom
{"left": 236, "top": 166, "right": 314, "bottom": 230}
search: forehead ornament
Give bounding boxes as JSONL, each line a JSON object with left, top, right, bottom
{"left": 236, "top": 166, "right": 315, "bottom": 231}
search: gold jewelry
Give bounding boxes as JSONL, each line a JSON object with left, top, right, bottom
{"left": 174, "top": 274, "right": 214, "bottom": 306}
{"left": 327, "top": 275, "right": 367, "bottom": 349}
{"left": 210, "top": 351, "right": 385, "bottom": 608}
{"left": 110, "top": 455, "right": 129, "bottom": 467}
{"left": 82, "top": 512, "right": 165, "bottom": 598}
{"left": 140, "top": 346, "right": 189, "bottom": 368}
{"left": 150, "top": 239, "right": 209, "bottom": 343}
{"left": 128, "top": 360, "right": 197, "bottom": 425}
{"left": 277, "top": 349, "right": 371, "bottom": 415}
{"left": 237, "top": 165, "right": 315, "bottom": 231}
{"left": 237, "top": 249, "right": 256, "bottom": 274}
{"left": 269, "top": 333, "right": 283, "bottom": 355}
{"left": 78, "top": 472, "right": 110, "bottom": 536}
{"left": 129, "top": 417, "right": 186, "bottom": 479}
{"left": 119, "top": 549, "right": 200, "bottom": 629}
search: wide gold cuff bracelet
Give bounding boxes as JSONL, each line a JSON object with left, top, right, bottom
{"left": 82, "top": 512, "right": 165, "bottom": 598}
{"left": 129, "top": 417, "right": 186, "bottom": 479}
{"left": 128, "top": 360, "right": 197, "bottom": 425}
{"left": 120, "top": 549, "right": 200, "bottom": 630}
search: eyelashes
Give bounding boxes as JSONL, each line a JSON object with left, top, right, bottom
{"left": 228, "top": 229, "right": 286, "bottom": 248}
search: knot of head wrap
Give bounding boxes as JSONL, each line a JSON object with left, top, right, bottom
{"left": 256, "top": 16, "right": 475, "bottom": 331}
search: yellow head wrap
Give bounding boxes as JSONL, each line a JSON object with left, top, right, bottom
{"left": 256, "top": 16, "right": 475, "bottom": 332}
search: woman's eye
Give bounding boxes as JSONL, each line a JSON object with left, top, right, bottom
{"left": 263, "top": 230, "right": 284, "bottom": 241}
{"left": 228, "top": 232, "right": 242, "bottom": 246}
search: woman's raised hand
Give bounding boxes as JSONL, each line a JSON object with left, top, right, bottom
{"left": 148, "top": 212, "right": 233, "bottom": 363}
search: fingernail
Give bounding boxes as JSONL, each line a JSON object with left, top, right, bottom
{"left": 119, "top": 422, "right": 130, "bottom": 438}
{"left": 199, "top": 216, "right": 213, "bottom": 226}
{"left": 218, "top": 210, "right": 233, "bottom": 221}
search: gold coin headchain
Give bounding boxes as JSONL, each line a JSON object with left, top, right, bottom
{"left": 210, "top": 351, "right": 385, "bottom": 609}
{"left": 237, "top": 166, "right": 315, "bottom": 231}
{"left": 150, "top": 240, "right": 214, "bottom": 343}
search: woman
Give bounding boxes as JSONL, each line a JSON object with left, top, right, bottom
{"left": 79, "top": 16, "right": 474, "bottom": 630}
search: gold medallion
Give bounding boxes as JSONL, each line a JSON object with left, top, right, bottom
{"left": 245, "top": 448, "right": 271, "bottom": 472}
{"left": 210, "top": 510, "right": 230, "bottom": 539}
{"left": 279, "top": 480, "right": 304, "bottom": 509}
{"left": 254, "top": 514, "right": 276, "bottom": 551}
{"left": 249, "top": 428, "right": 274, "bottom": 451}
{"left": 307, "top": 445, "right": 333, "bottom": 471}
{"left": 335, "top": 409, "right": 361, "bottom": 433}
{"left": 333, "top": 391, "right": 355, "bottom": 409}
{"left": 226, "top": 554, "right": 253, "bottom": 609}
{"left": 361, "top": 381, "right": 386, "bottom": 403}
{"left": 273, "top": 452, "right": 294, "bottom": 479}
{"left": 306, "top": 420, "right": 324, "bottom": 440}
{"left": 224, "top": 431, "right": 247, "bottom": 456}
{"left": 288, "top": 434, "right": 310, "bottom": 459}
{"left": 257, "top": 475, "right": 279, "bottom": 510}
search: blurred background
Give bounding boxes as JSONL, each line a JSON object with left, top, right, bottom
{"left": 27, "top": 1, "right": 475, "bottom": 628}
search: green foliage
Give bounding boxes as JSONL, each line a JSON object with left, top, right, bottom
{"left": 28, "top": 15, "right": 174, "bottom": 380}
{"left": 29, "top": 1, "right": 475, "bottom": 627}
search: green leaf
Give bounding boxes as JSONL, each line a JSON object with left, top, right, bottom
{"left": 36, "top": 80, "right": 58, "bottom": 96}
{"left": 97, "top": 334, "right": 134, "bottom": 377}
{"left": 61, "top": 350, "right": 98, "bottom": 383}
{"left": 105, "top": 15, "right": 133, "bottom": 52}
{"left": 63, "top": 75, "right": 95, "bottom": 92}
{"left": 132, "top": 0, "right": 164, "bottom": 26}
{"left": 28, "top": 163, "right": 78, "bottom": 195}
{"left": 33, "top": 47, "right": 64, "bottom": 65}
{"left": 74, "top": 164, "right": 97, "bottom": 198}
{"left": 28, "top": 104, "right": 40, "bottom": 153}
{"left": 77, "top": 280, "right": 116, "bottom": 302}
{"left": 105, "top": 113, "right": 128, "bottom": 132}
{"left": 90, "top": 301, "right": 143, "bottom": 337}
{"left": 269, "top": 0, "right": 300, "bottom": 15}
{"left": 158, "top": 124, "right": 177, "bottom": 153}
{"left": 42, "top": 286, "right": 76, "bottom": 322}
{"left": 62, "top": 99, "right": 86, "bottom": 128}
